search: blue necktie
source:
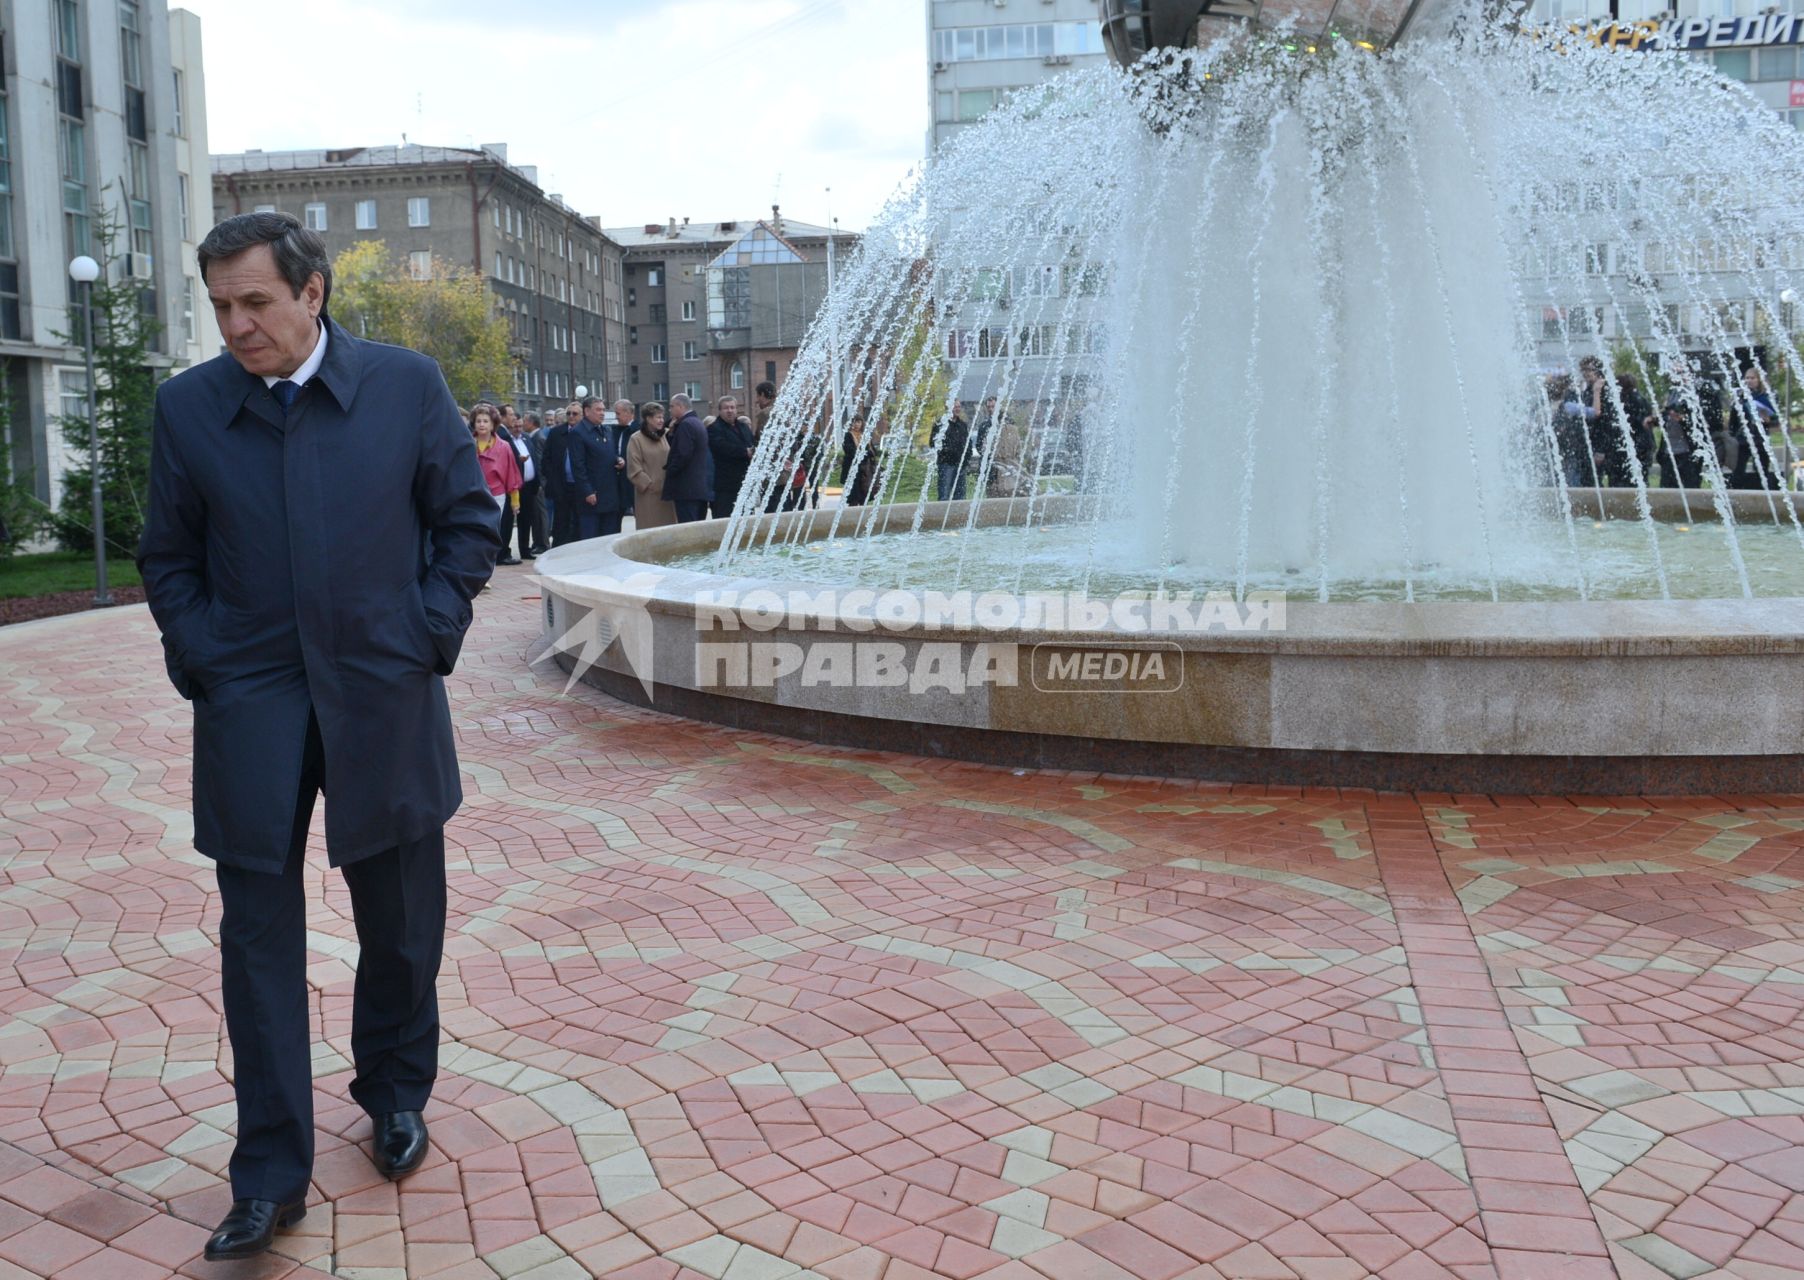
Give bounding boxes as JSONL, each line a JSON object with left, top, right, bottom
{"left": 272, "top": 379, "right": 301, "bottom": 411}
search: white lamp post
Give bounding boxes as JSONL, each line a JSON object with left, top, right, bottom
{"left": 67, "top": 255, "right": 108, "bottom": 606}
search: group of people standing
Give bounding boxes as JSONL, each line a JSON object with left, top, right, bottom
{"left": 1547, "top": 356, "right": 1794, "bottom": 491}
{"left": 457, "top": 381, "right": 782, "bottom": 557}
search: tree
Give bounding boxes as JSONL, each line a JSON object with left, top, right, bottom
{"left": 882, "top": 310, "right": 953, "bottom": 453}
{"left": 0, "top": 365, "right": 46, "bottom": 558}
{"left": 331, "top": 241, "right": 514, "bottom": 405}
{"left": 55, "top": 205, "right": 160, "bottom": 558}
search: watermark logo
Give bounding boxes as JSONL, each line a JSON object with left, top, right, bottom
{"left": 529, "top": 570, "right": 664, "bottom": 698}
{"left": 535, "top": 579, "right": 1283, "bottom": 703}
{"left": 1029, "top": 641, "right": 1185, "bottom": 693}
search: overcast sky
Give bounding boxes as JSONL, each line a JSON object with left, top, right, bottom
{"left": 175, "top": 0, "right": 927, "bottom": 233}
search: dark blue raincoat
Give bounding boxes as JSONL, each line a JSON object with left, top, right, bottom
{"left": 137, "top": 318, "right": 501, "bottom": 871}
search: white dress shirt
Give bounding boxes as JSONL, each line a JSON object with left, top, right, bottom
{"left": 263, "top": 321, "right": 327, "bottom": 390}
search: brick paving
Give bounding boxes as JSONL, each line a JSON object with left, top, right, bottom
{"left": 0, "top": 567, "right": 1801, "bottom": 1279}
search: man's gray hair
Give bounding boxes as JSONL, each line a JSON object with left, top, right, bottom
{"left": 670, "top": 393, "right": 693, "bottom": 410}
{"left": 198, "top": 211, "right": 333, "bottom": 311}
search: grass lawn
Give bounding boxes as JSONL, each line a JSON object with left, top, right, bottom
{"left": 0, "top": 550, "right": 142, "bottom": 600}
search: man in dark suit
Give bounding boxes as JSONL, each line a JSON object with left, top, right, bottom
{"left": 137, "top": 212, "right": 500, "bottom": 1261}
{"left": 707, "top": 395, "right": 757, "bottom": 519}
{"left": 541, "top": 406, "right": 587, "bottom": 546}
{"left": 571, "top": 395, "right": 624, "bottom": 538}
{"left": 663, "top": 392, "right": 712, "bottom": 522}
{"left": 504, "top": 405, "right": 546, "bottom": 558}
{"left": 611, "top": 399, "right": 639, "bottom": 517}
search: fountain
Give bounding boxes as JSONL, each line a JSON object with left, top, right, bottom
{"left": 537, "top": 0, "right": 1804, "bottom": 793}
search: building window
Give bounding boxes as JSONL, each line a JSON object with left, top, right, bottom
{"left": 684, "top": 381, "right": 702, "bottom": 401}
{"left": 128, "top": 142, "right": 153, "bottom": 255}
{"left": 958, "top": 89, "right": 999, "bottom": 122}
{"left": 649, "top": 304, "right": 666, "bottom": 323}
{"left": 59, "top": 367, "right": 88, "bottom": 426}
{"left": 494, "top": 251, "right": 503, "bottom": 279}
{"left": 1756, "top": 47, "right": 1798, "bottom": 81}
{"left": 408, "top": 196, "right": 430, "bottom": 227}
{"left": 1713, "top": 49, "right": 1751, "bottom": 81}
{"left": 681, "top": 300, "right": 695, "bottom": 321}
{"left": 730, "top": 363, "right": 744, "bottom": 390}
{"left": 931, "top": 21, "right": 1102, "bottom": 65}
{"left": 654, "top": 381, "right": 668, "bottom": 400}
{"left": 650, "top": 344, "right": 667, "bottom": 363}
{"left": 629, "top": 326, "right": 638, "bottom": 343}
{"left": 355, "top": 199, "right": 377, "bottom": 229}
{"left": 0, "top": 263, "right": 21, "bottom": 340}
{"left": 409, "top": 251, "right": 431, "bottom": 281}
{"left": 630, "top": 365, "right": 639, "bottom": 385}
{"left": 172, "top": 67, "right": 185, "bottom": 136}
{"left": 683, "top": 340, "right": 700, "bottom": 361}
{"left": 177, "top": 173, "right": 190, "bottom": 240}
{"left": 304, "top": 202, "right": 327, "bottom": 232}
{"left": 647, "top": 268, "right": 661, "bottom": 287}
{"left": 56, "top": 1, "right": 81, "bottom": 61}
{"left": 119, "top": 2, "right": 142, "bottom": 83}
{"left": 181, "top": 275, "right": 196, "bottom": 343}
{"left": 61, "top": 119, "right": 90, "bottom": 259}
{"left": 0, "top": 96, "right": 15, "bottom": 266}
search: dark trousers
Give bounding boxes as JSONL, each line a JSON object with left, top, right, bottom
{"left": 501, "top": 483, "right": 541, "bottom": 555}
{"left": 550, "top": 484, "right": 583, "bottom": 546}
{"left": 214, "top": 711, "right": 446, "bottom": 1204}
{"left": 577, "top": 508, "right": 623, "bottom": 540}
{"left": 517, "top": 479, "right": 545, "bottom": 554}
{"left": 674, "top": 499, "right": 709, "bottom": 523}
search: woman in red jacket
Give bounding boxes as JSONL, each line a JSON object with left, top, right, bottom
{"left": 471, "top": 404, "right": 522, "bottom": 563}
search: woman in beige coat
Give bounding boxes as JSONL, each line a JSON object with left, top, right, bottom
{"left": 626, "top": 402, "right": 678, "bottom": 529}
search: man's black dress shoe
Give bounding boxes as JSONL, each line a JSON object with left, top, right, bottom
{"left": 373, "top": 1110, "right": 429, "bottom": 1179}
{"left": 497, "top": 554, "right": 522, "bottom": 566}
{"left": 203, "top": 1197, "right": 305, "bottom": 1260}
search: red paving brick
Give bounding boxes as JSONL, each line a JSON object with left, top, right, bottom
{"left": 2, "top": 578, "right": 1803, "bottom": 1277}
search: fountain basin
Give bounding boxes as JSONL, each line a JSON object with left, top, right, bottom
{"left": 536, "top": 500, "right": 1804, "bottom": 794}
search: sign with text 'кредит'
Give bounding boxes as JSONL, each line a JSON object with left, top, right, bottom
{"left": 1544, "top": 14, "right": 1804, "bottom": 51}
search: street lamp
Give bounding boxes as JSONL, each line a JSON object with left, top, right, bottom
{"left": 67, "top": 255, "right": 109, "bottom": 606}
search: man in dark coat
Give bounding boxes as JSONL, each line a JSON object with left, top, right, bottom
{"left": 937, "top": 403, "right": 972, "bottom": 501}
{"left": 612, "top": 399, "right": 639, "bottom": 516}
{"left": 541, "top": 406, "right": 588, "bottom": 545}
{"left": 503, "top": 404, "right": 546, "bottom": 558}
{"left": 137, "top": 212, "right": 500, "bottom": 1261}
{"left": 708, "top": 394, "right": 757, "bottom": 519}
{"left": 571, "top": 396, "right": 624, "bottom": 538}
{"left": 662, "top": 393, "right": 712, "bottom": 522}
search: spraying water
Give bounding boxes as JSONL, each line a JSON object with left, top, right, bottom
{"left": 716, "top": 11, "right": 1804, "bottom": 601}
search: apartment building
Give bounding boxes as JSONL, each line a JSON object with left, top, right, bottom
{"left": 212, "top": 143, "right": 627, "bottom": 413}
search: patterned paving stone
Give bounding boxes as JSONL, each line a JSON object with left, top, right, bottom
{"left": 0, "top": 579, "right": 1800, "bottom": 1277}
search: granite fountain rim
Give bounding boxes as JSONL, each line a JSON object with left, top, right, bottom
{"left": 533, "top": 498, "right": 1804, "bottom": 659}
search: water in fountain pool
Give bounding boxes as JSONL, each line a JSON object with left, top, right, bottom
{"left": 716, "top": 12, "right": 1804, "bottom": 604}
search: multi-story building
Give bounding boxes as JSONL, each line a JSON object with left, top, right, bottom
{"left": 2, "top": 0, "right": 197, "bottom": 522}
{"left": 1517, "top": 1, "right": 1804, "bottom": 364}
{"left": 607, "top": 211, "right": 849, "bottom": 411}
{"left": 211, "top": 143, "right": 627, "bottom": 414}
{"left": 927, "top": 0, "right": 1110, "bottom": 153}
{"left": 1532, "top": 0, "right": 1804, "bottom": 124}
{"left": 167, "top": 7, "right": 217, "bottom": 371}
